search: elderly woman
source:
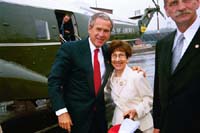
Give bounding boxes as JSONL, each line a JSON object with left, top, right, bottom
{"left": 106, "top": 40, "right": 153, "bottom": 133}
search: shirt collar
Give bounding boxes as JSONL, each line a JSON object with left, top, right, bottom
{"left": 88, "top": 37, "right": 102, "bottom": 54}
{"left": 88, "top": 37, "right": 96, "bottom": 53}
{"left": 176, "top": 15, "right": 200, "bottom": 43}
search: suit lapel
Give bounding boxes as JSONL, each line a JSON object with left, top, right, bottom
{"left": 78, "top": 38, "right": 95, "bottom": 96}
{"left": 97, "top": 44, "right": 113, "bottom": 97}
{"left": 173, "top": 26, "right": 200, "bottom": 74}
{"left": 169, "top": 27, "right": 200, "bottom": 97}
{"left": 79, "top": 41, "right": 112, "bottom": 97}
{"left": 166, "top": 32, "right": 176, "bottom": 77}
{"left": 160, "top": 31, "right": 176, "bottom": 78}
{"left": 157, "top": 32, "right": 175, "bottom": 106}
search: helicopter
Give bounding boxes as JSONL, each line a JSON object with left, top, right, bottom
{"left": 0, "top": 0, "right": 164, "bottom": 132}
{"left": 0, "top": 0, "right": 165, "bottom": 101}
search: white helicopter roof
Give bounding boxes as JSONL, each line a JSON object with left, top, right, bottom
{"left": 0, "top": 0, "right": 137, "bottom": 25}
{"left": 0, "top": 0, "right": 97, "bottom": 15}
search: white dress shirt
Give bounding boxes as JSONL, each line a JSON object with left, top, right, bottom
{"left": 197, "top": 7, "right": 200, "bottom": 17}
{"left": 89, "top": 37, "right": 106, "bottom": 81}
{"left": 173, "top": 14, "right": 200, "bottom": 58}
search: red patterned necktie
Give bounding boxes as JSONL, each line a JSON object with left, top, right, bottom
{"left": 93, "top": 49, "right": 101, "bottom": 95}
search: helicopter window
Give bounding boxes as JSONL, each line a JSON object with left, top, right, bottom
{"left": 35, "top": 20, "right": 50, "bottom": 40}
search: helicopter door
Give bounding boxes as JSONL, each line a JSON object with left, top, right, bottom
{"left": 55, "top": 11, "right": 80, "bottom": 43}
{"left": 70, "top": 14, "right": 81, "bottom": 41}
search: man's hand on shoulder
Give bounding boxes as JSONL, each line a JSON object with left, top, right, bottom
{"left": 132, "top": 66, "right": 146, "bottom": 77}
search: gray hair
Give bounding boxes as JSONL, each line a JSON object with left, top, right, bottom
{"left": 88, "top": 12, "right": 113, "bottom": 31}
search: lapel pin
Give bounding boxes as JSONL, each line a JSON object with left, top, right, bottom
{"left": 195, "top": 44, "right": 199, "bottom": 48}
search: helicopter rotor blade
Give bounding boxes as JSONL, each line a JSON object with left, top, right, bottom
{"left": 152, "top": 0, "right": 166, "bottom": 19}
{"left": 152, "top": 0, "right": 158, "bottom": 8}
{"left": 158, "top": 10, "right": 165, "bottom": 18}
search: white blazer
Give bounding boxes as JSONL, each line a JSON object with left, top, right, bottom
{"left": 108, "top": 65, "right": 153, "bottom": 131}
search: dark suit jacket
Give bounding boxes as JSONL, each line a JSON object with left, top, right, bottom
{"left": 48, "top": 38, "right": 113, "bottom": 133}
{"left": 153, "top": 26, "right": 200, "bottom": 133}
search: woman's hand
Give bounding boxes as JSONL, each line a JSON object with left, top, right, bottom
{"left": 123, "top": 109, "right": 137, "bottom": 120}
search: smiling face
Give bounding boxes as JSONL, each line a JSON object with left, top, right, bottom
{"left": 111, "top": 50, "right": 128, "bottom": 72}
{"left": 88, "top": 18, "right": 112, "bottom": 48}
{"left": 109, "top": 40, "right": 132, "bottom": 73}
{"left": 164, "top": 0, "right": 199, "bottom": 31}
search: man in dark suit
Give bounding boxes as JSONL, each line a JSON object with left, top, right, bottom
{"left": 153, "top": 0, "right": 200, "bottom": 133}
{"left": 48, "top": 12, "right": 113, "bottom": 133}
{"left": 59, "top": 14, "right": 75, "bottom": 43}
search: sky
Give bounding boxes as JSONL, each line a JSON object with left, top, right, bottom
{"left": 82, "top": 0, "right": 176, "bottom": 31}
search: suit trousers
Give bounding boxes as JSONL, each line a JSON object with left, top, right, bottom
{"left": 89, "top": 111, "right": 107, "bottom": 133}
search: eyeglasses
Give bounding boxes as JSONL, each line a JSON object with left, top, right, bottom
{"left": 111, "top": 53, "right": 126, "bottom": 60}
